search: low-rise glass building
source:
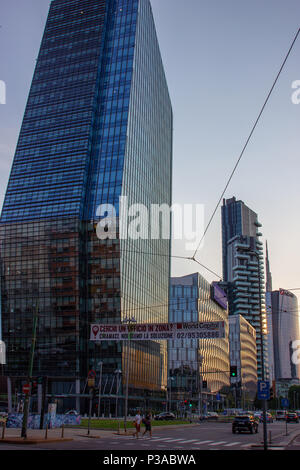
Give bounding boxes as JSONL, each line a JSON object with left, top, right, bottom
{"left": 229, "top": 315, "right": 257, "bottom": 404}
{"left": 168, "top": 273, "right": 230, "bottom": 414}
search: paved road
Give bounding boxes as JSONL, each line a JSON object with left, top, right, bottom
{"left": 1, "top": 421, "right": 298, "bottom": 450}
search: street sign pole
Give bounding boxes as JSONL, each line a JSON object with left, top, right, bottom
{"left": 21, "top": 303, "right": 38, "bottom": 439}
{"left": 257, "top": 381, "right": 270, "bottom": 451}
{"left": 39, "top": 376, "right": 48, "bottom": 430}
{"left": 281, "top": 398, "right": 290, "bottom": 436}
{"left": 87, "top": 388, "right": 93, "bottom": 436}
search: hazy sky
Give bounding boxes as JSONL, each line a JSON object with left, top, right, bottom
{"left": 0, "top": 0, "right": 300, "bottom": 302}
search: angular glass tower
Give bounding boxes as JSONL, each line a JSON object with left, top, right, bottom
{"left": 0, "top": 0, "right": 172, "bottom": 409}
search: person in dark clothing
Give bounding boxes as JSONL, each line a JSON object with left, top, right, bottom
{"left": 142, "top": 410, "right": 152, "bottom": 438}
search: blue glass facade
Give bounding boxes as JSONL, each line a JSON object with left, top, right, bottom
{"left": 0, "top": 0, "right": 172, "bottom": 409}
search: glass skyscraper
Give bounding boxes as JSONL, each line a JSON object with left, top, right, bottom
{"left": 0, "top": 0, "right": 172, "bottom": 410}
{"left": 221, "top": 197, "right": 268, "bottom": 381}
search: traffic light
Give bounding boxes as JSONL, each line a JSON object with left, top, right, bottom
{"left": 230, "top": 366, "right": 238, "bottom": 378}
{"left": 202, "top": 380, "right": 208, "bottom": 389}
{"left": 189, "top": 403, "right": 192, "bottom": 408}
{"left": 270, "top": 387, "right": 274, "bottom": 400}
{"left": 31, "top": 381, "right": 38, "bottom": 395}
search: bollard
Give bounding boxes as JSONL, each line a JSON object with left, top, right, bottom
{"left": 1, "top": 421, "right": 6, "bottom": 440}
{"left": 61, "top": 424, "right": 64, "bottom": 439}
{"left": 45, "top": 423, "right": 48, "bottom": 440}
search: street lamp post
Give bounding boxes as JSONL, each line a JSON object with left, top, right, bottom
{"left": 97, "top": 361, "right": 103, "bottom": 418}
{"left": 123, "top": 317, "right": 137, "bottom": 432}
{"left": 197, "top": 356, "right": 203, "bottom": 419}
{"left": 115, "top": 369, "right": 122, "bottom": 418}
{"left": 168, "top": 377, "right": 174, "bottom": 413}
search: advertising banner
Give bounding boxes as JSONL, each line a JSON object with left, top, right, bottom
{"left": 90, "top": 321, "right": 225, "bottom": 341}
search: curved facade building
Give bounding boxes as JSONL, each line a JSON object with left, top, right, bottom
{"left": 271, "top": 289, "right": 300, "bottom": 380}
{"left": 169, "top": 273, "right": 230, "bottom": 405}
{"left": 229, "top": 315, "right": 257, "bottom": 400}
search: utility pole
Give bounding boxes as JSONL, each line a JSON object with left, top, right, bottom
{"left": 21, "top": 303, "right": 38, "bottom": 438}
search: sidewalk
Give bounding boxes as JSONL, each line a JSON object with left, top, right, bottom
{"left": 0, "top": 421, "right": 199, "bottom": 445}
{"left": 0, "top": 425, "right": 80, "bottom": 445}
{"left": 251, "top": 427, "right": 300, "bottom": 450}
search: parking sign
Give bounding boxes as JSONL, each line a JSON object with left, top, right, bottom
{"left": 257, "top": 381, "right": 270, "bottom": 400}
{"left": 281, "top": 398, "right": 289, "bottom": 408}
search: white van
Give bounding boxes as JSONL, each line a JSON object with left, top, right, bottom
{"left": 275, "top": 410, "right": 287, "bottom": 421}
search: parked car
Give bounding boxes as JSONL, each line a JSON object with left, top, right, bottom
{"left": 286, "top": 412, "right": 299, "bottom": 423}
{"left": 154, "top": 412, "right": 176, "bottom": 421}
{"left": 276, "top": 410, "right": 287, "bottom": 421}
{"left": 232, "top": 415, "right": 259, "bottom": 434}
{"left": 238, "top": 411, "right": 254, "bottom": 416}
{"left": 64, "top": 410, "right": 79, "bottom": 416}
{"left": 205, "top": 412, "right": 219, "bottom": 420}
{"left": 258, "top": 412, "right": 273, "bottom": 423}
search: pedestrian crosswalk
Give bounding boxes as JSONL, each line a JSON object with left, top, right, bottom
{"left": 111, "top": 435, "right": 253, "bottom": 449}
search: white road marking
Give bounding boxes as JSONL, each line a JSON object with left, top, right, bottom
{"left": 209, "top": 441, "right": 227, "bottom": 446}
{"left": 150, "top": 437, "right": 172, "bottom": 441}
{"left": 223, "top": 442, "right": 242, "bottom": 447}
{"left": 177, "top": 439, "right": 199, "bottom": 443}
{"left": 192, "top": 440, "right": 213, "bottom": 445}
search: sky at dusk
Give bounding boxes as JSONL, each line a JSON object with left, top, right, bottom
{"left": 0, "top": 0, "right": 300, "bottom": 305}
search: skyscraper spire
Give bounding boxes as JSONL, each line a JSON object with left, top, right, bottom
{"left": 265, "top": 241, "right": 273, "bottom": 292}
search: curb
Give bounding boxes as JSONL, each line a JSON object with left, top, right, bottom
{"left": 0, "top": 438, "right": 73, "bottom": 445}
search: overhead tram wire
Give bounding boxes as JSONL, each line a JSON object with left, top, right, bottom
{"left": 103, "top": 246, "right": 222, "bottom": 279}
{"left": 192, "top": 27, "right": 300, "bottom": 262}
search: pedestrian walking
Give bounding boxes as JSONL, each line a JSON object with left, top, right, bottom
{"left": 142, "top": 410, "right": 152, "bottom": 438}
{"left": 133, "top": 410, "right": 142, "bottom": 439}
